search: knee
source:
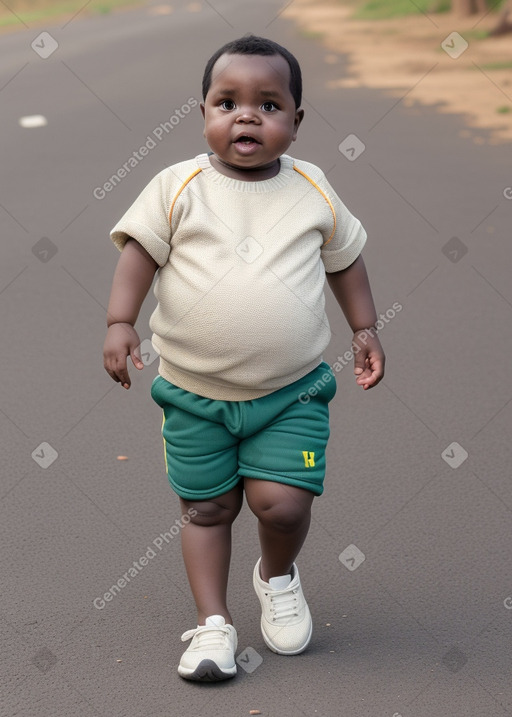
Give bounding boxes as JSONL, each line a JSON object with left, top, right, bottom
{"left": 182, "top": 497, "right": 241, "bottom": 527}
{"left": 253, "top": 501, "right": 310, "bottom": 534}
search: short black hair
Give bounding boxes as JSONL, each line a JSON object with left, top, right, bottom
{"left": 202, "top": 35, "right": 302, "bottom": 109}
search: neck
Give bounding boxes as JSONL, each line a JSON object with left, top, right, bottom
{"left": 210, "top": 155, "right": 280, "bottom": 181}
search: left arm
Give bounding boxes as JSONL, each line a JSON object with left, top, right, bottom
{"left": 326, "top": 255, "right": 385, "bottom": 390}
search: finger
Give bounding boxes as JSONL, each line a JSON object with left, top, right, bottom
{"left": 358, "top": 358, "right": 384, "bottom": 389}
{"left": 356, "top": 371, "right": 372, "bottom": 386}
{"left": 104, "top": 356, "right": 121, "bottom": 384}
{"left": 108, "top": 368, "right": 129, "bottom": 389}
{"left": 114, "top": 357, "right": 131, "bottom": 389}
{"left": 104, "top": 351, "right": 131, "bottom": 388}
{"left": 105, "top": 367, "right": 121, "bottom": 384}
{"left": 130, "top": 343, "right": 144, "bottom": 370}
{"left": 367, "top": 368, "right": 384, "bottom": 388}
{"left": 353, "top": 350, "right": 369, "bottom": 376}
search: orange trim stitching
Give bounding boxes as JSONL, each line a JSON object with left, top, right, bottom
{"left": 293, "top": 165, "right": 336, "bottom": 246}
{"left": 168, "top": 168, "right": 202, "bottom": 227}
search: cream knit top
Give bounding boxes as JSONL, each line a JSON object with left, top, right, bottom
{"left": 111, "top": 153, "right": 367, "bottom": 400}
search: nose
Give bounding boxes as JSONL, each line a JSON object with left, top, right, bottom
{"left": 235, "top": 107, "right": 260, "bottom": 123}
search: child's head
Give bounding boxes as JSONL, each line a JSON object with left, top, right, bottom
{"left": 200, "top": 35, "right": 304, "bottom": 176}
{"left": 202, "top": 35, "right": 302, "bottom": 109}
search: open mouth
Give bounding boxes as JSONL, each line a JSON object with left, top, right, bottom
{"left": 234, "top": 135, "right": 260, "bottom": 145}
{"left": 232, "top": 135, "right": 261, "bottom": 155}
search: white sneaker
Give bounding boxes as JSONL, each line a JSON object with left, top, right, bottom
{"left": 253, "top": 558, "right": 312, "bottom": 655}
{"left": 178, "top": 615, "right": 237, "bottom": 681}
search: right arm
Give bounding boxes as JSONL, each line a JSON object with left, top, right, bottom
{"left": 103, "top": 239, "right": 159, "bottom": 389}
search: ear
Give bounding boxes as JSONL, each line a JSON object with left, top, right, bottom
{"left": 200, "top": 103, "right": 207, "bottom": 138}
{"left": 292, "top": 108, "right": 304, "bottom": 141}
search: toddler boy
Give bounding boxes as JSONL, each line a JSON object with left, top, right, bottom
{"left": 104, "top": 35, "right": 384, "bottom": 681}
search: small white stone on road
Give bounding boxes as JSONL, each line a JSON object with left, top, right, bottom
{"left": 19, "top": 115, "right": 48, "bottom": 128}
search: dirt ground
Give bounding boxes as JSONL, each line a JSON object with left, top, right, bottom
{"left": 284, "top": 0, "right": 512, "bottom": 143}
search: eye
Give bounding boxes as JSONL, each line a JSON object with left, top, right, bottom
{"left": 220, "top": 99, "right": 236, "bottom": 111}
{"left": 261, "top": 101, "right": 278, "bottom": 112}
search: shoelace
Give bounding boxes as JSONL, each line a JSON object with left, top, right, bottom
{"left": 181, "top": 624, "right": 231, "bottom": 649}
{"left": 266, "top": 587, "right": 299, "bottom": 621}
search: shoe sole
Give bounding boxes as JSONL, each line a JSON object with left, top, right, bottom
{"left": 178, "top": 659, "right": 236, "bottom": 682}
{"left": 259, "top": 615, "right": 313, "bottom": 655}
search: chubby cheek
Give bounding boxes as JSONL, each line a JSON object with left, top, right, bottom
{"left": 270, "top": 127, "right": 296, "bottom": 150}
{"left": 206, "top": 118, "right": 230, "bottom": 145}
{"left": 271, "top": 118, "right": 296, "bottom": 140}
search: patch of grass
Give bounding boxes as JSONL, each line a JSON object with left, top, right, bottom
{"left": 353, "top": 0, "right": 507, "bottom": 20}
{"left": 0, "top": 0, "right": 142, "bottom": 28}
{"left": 464, "top": 29, "right": 490, "bottom": 40}
{"left": 496, "top": 105, "right": 511, "bottom": 113}
{"left": 353, "top": 0, "right": 450, "bottom": 20}
{"left": 478, "top": 60, "right": 512, "bottom": 71}
{"left": 298, "top": 28, "right": 325, "bottom": 40}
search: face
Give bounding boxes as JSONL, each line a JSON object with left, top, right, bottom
{"left": 201, "top": 53, "right": 304, "bottom": 176}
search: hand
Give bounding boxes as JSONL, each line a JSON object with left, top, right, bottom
{"left": 103, "top": 323, "right": 144, "bottom": 389}
{"left": 352, "top": 330, "right": 385, "bottom": 390}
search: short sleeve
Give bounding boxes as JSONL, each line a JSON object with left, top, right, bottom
{"left": 319, "top": 179, "right": 367, "bottom": 273}
{"left": 110, "top": 170, "right": 172, "bottom": 267}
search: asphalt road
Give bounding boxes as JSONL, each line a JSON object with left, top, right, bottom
{"left": 1, "top": 1, "right": 512, "bottom": 715}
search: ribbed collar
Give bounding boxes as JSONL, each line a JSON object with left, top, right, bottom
{"left": 195, "top": 153, "right": 295, "bottom": 192}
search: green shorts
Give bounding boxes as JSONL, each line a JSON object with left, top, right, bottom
{"left": 150, "top": 362, "right": 337, "bottom": 501}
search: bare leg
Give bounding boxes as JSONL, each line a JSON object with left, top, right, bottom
{"left": 244, "top": 478, "right": 314, "bottom": 582}
{"left": 179, "top": 483, "right": 243, "bottom": 625}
